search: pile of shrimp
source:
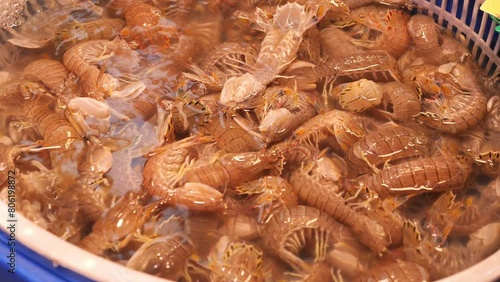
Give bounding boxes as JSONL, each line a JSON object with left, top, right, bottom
{"left": 1, "top": 0, "right": 500, "bottom": 281}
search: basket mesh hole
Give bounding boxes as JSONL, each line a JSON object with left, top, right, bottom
{"left": 474, "top": 47, "right": 483, "bottom": 62}
{"left": 442, "top": 19, "right": 449, "bottom": 29}
{"left": 432, "top": 13, "right": 440, "bottom": 23}
{"left": 491, "top": 31, "right": 499, "bottom": 51}
{"left": 473, "top": 9, "right": 486, "bottom": 34}
{"left": 465, "top": 1, "right": 475, "bottom": 26}
{"left": 420, "top": 9, "right": 430, "bottom": 16}
{"left": 482, "top": 16, "right": 494, "bottom": 42}
{"left": 455, "top": 0, "right": 464, "bottom": 19}
{"left": 481, "top": 56, "right": 490, "bottom": 70}
{"left": 434, "top": 0, "right": 445, "bottom": 9}
{"left": 489, "top": 65, "right": 498, "bottom": 78}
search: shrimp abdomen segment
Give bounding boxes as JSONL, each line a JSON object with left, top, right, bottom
{"left": 364, "top": 156, "right": 472, "bottom": 197}
{"left": 345, "top": 123, "right": 430, "bottom": 174}
{"left": 416, "top": 92, "right": 488, "bottom": 134}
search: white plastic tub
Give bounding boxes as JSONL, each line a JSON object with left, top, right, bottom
{"left": 0, "top": 0, "right": 499, "bottom": 281}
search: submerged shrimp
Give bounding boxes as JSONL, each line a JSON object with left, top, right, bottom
{"left": 320, "top": 26, "right": 362, "bottom": 59}
{"left": 424, "top": 191, "right": 465, "bottom": 241}
{"left": 62, "top": 136, "right": 113, "bottom": 215}
{"left": 183, "top": 42, "right": 259, "bottom": 92}
{"left": 350, "top": 7, "right": 412, "bottom": 58}
{"left": 52, "top": 138, "right": 113, "bottom": 240}
{"left": 299, "top": 26, "right": 322, "bottom": 64}
{"left": 119, "top": 2, "right": 176, "bottom": 50}
{"left": 257, "top": 86, "right": 317, "bottom": 143}
{"left": 204, "top": 105, "right": 265, "bottom": 153}
{"left": 127, "top": 232, "right": 196, "bottom": 281}
{"left": 407, "top": 14, "right": 440, "bottom": 55}
{"left": 293, "top": 109, "right": 366, "bottom": 153}
{"left": 180, "top": 148, "right": 284, "bottom": 191}
{"left": 152, "top": 182, "right": 226, "bottom": 212}
{"left": 237, "top": 176, "right": 298, "bottom": 223}
{"left": 63, "top": 39, "right": 145, "bottom": 99}
{"left": 410, "top": 63, "right": 488, "bottom": 134}
{"left": 77, "top": 191, "right": 151, "bottom": 256}
{"left": 22, "top": 59, "right": 70, "bottom": 95}
{"left": 64, "top": 97, "right": 117, "bottom": 138}
{"left": 356, "top": 155, "right": 472, "bottom": 197}
{"left": 289, "top": 156, "right": 389, "bottom": 253}
{"left": 55, "top": 19, "right": 126, "bottom": 54}
{"left": 0, "top": 141, "right": 42, "bottom": 186}
{"left": 220, "top": 2, "right": 319, "bottom": 106}
{"left": 160, "top": 96, "right": 210, "bottom": 137}
{"left": 379, "top": 81, "right": 421, "bottom": 120}
{"left": 21, "top": 89, "right": 84, "bottom": 171}
{"left": 124, "top": 3, "right": 161, "bottom": 27}
{"left": 208, "top": 236, "right": 269, "bottom": 282}
{"left": 258, "top": 205, "right": 353, "bottom": 272}
{"left": 307, "top": 50, "right": 401, "bottom": 86}
{"left": 344, "top": 123, "right": 430, "bottom": 174}
{"left": 346, "top": 188, "right": 408, "bottom": 248}
{"left": 121, "top": 24, "right": 181, "bottom": 50}
{"left": 142, "top": 135, "right": 212, "bottom": 197}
